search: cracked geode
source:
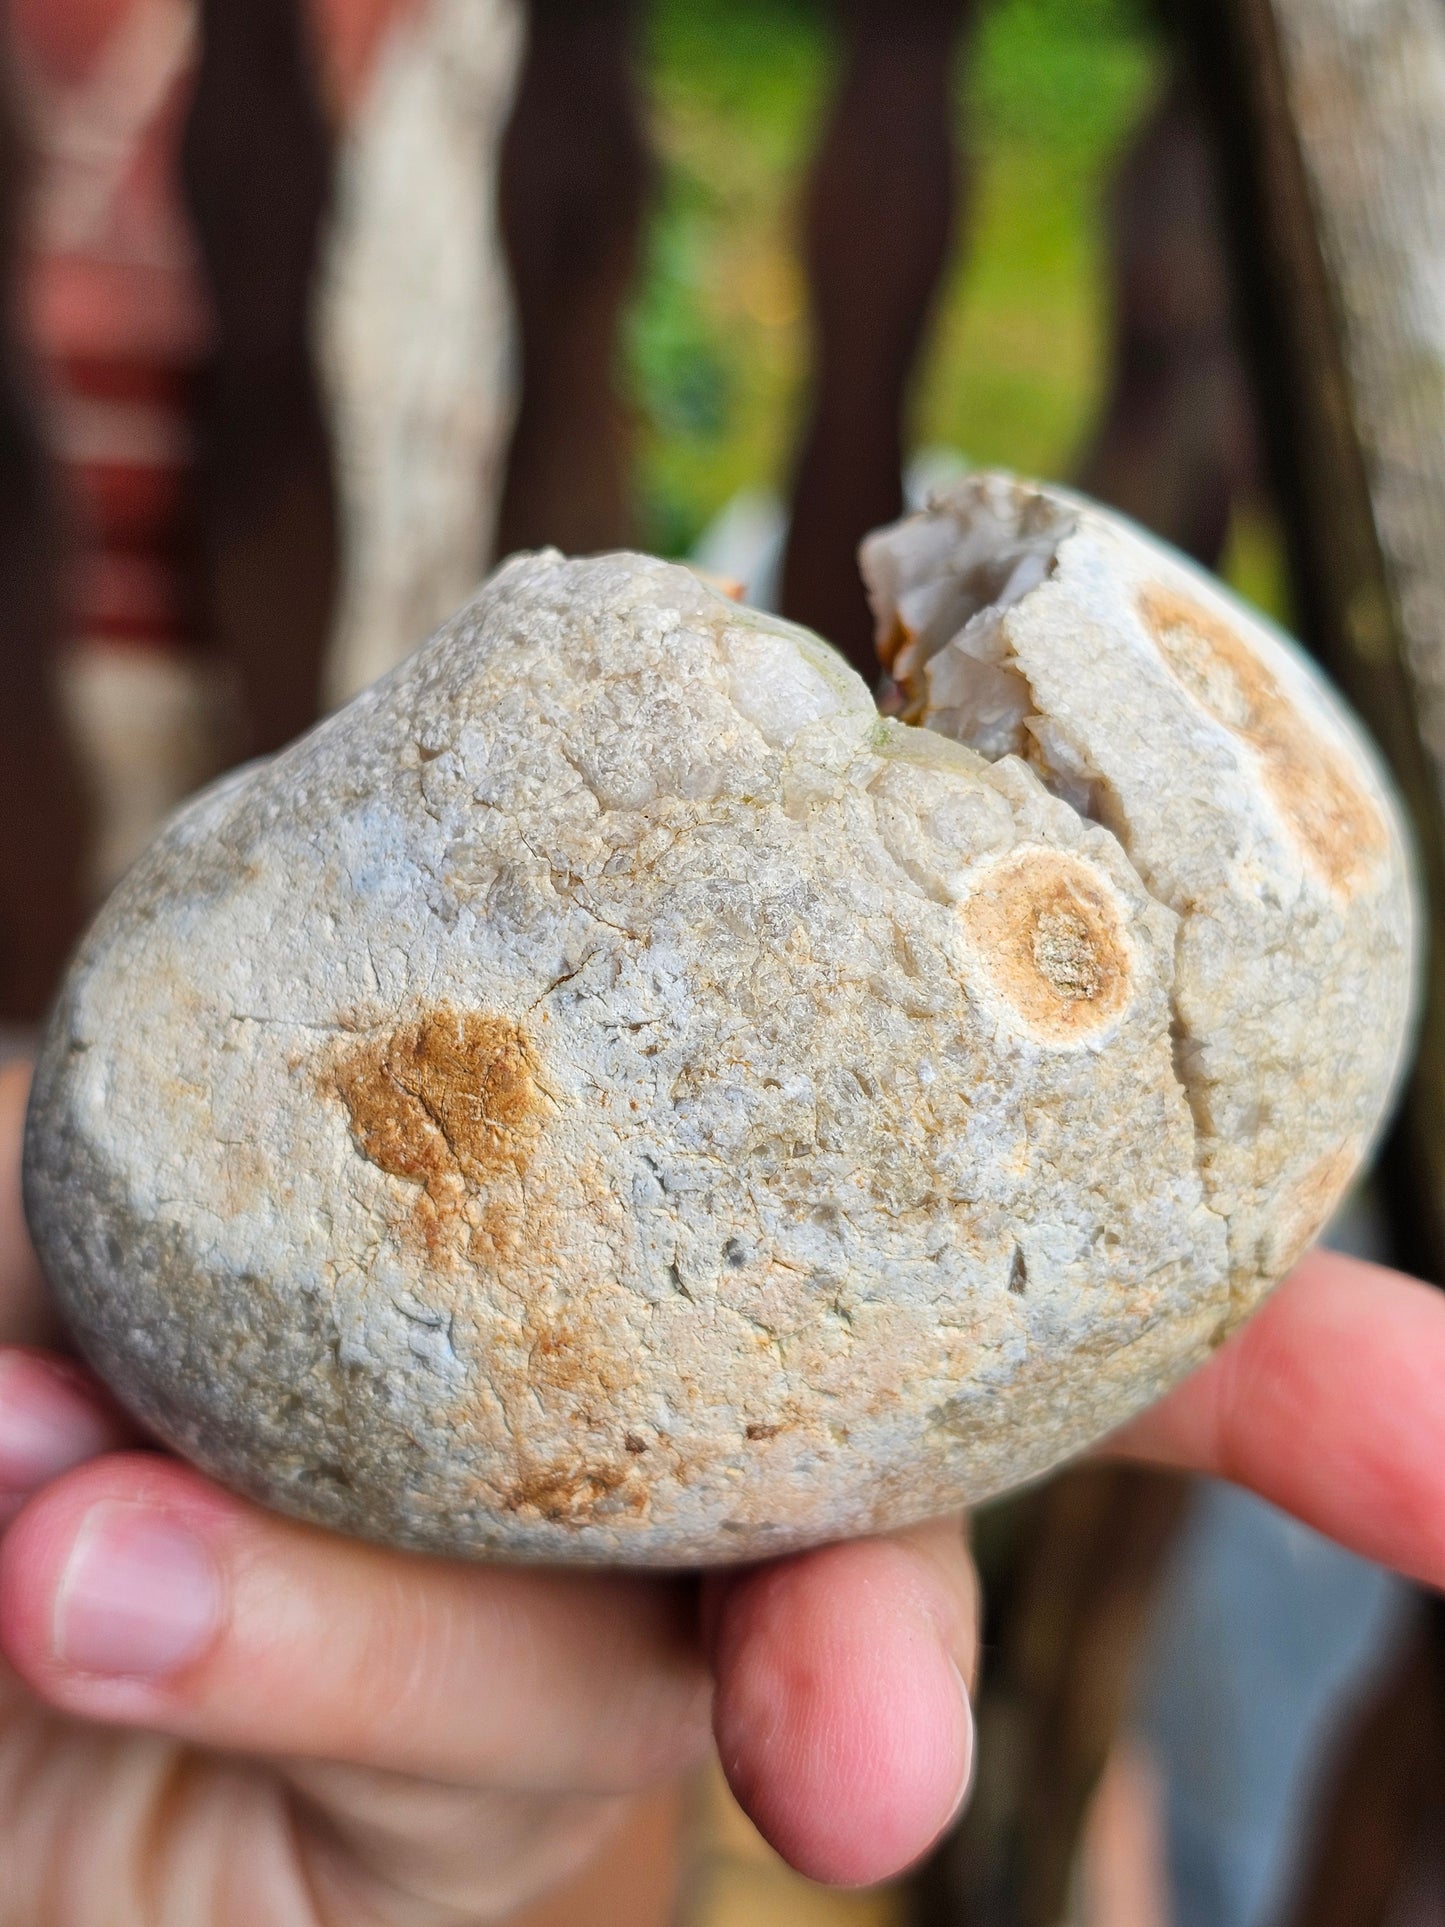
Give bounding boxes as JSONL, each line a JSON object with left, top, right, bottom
{"left": 23, "top": 477, "right": 1418, "bottom": 1564}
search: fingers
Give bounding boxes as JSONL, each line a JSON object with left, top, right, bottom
{"left": 0, "top": 1452, "right": 712, "bottom": 1795}
{"left": 0, "top": 1349, "right": 136, "bottom": 1527}
{"left": 708, "top": 1514, "right": 979, "bottom": 1887}
{"left": 1108, "top": 1247, "right": 1445, "bottom": 1589}
{"left": 0, "top": 1062, "right": 57, "bottom": 1349}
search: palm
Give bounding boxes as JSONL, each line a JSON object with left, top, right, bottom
{"left": 0, "top": 1661, "right": 640, "bottom": 1921}
{"left": 0, "top": 1672, "right": 292, "bottom": 1917}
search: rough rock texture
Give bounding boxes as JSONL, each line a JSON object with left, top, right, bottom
{"left": 24, "top": 496, "right": 1417, "bottom": 1564}
{"left": 862, "top": 473, "right": 1417, "bottom": 1324}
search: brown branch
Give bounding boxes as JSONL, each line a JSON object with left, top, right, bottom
{"left": 181, "top": 0, "right": 338, "bottom": 762}
{"left": 1271, "top": 1607, "right": 1444, "bottom": 1927}
{"left": 1179, "top": 0, "right": 1445, "bottom": 1280}
{"left": 494, "top": 0, "right": 650, "bottom": 561}
{"left": 780, "top": 0, "right": 973, "bottom": 679}
{"left": 0, "top": 14, "right": 88, "bottom": 1021}
{"left": 1073, "top": 73, "right": 1257, "bottom": 572}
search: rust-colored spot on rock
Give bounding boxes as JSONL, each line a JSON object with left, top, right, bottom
{"left": 959, "top": 847, "right": 1133, "bottom": 1043}
{"left": 879, "top": 614, "right": 931, "bottom": 723}
{"left": 1267, "top": 1139, "right": 1362, "bottom": 1276}
{"left": 502, "top": 1459, "right": 647, "bottom": 1525}
{"left": 530, "top": 1310, "right": 634, "bottom": 1400}
{"left": 1032, "top": 902, "right": 1106, "bottom": 1000}
{"left": 470, "top": 1195, "right": 529, "bottom": 1265}
{"left": 332, "top": 1007, "right": 543, "bottom": 1200}
{"left": 1138, "top": 585, "right": 1385, "bottom": 894}
{"left": 877, "top": 612, "right": 914, "bottom": 676}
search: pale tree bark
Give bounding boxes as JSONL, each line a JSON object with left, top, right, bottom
{"left": 1194, "top": 0, "right": 1445, "bottom": 1271}
{"left": 1263, "top": 0, "right": 1445, "bottom": 783}
{"left": 317, "top": 0, "right": 523, "bottom": 704}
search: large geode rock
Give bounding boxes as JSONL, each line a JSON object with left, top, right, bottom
{"left": 24, "top": 477, "right": 1418, "bottom": 1564}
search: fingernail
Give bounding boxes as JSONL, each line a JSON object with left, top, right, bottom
{"left": 945, "top": 1657, "right": 976, "bottom": 1828}
{"left": 55, "top": 1502, "right": 222, "bottom": 1678}
{"left": 0, "top": 1356, "right": 115, "bottom": 1501}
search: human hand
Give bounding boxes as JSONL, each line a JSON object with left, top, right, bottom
{"left": 0, "top": 1058, "right": 976, "bottom": 1920}
{"left": 4, "top": 1053, "right": 1445, "bottom": 1921}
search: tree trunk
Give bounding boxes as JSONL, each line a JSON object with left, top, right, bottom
{"left": 1272, "top": 1606, "right": 1444, "bottom": 1927}
{"left": 0, "top": 15, "right": 89, "bottom": 1022}
{"left": 779, "top": 0, "right": 971, "bottom": 680}
{"left": 181, "top": 0, "right": 338, "bottom": 762}
{"left": 1183, "top": 0, "right": 1445, "bottom": 1277}
{"left": 494, "top": 0, "right": 650, "bottom": 562}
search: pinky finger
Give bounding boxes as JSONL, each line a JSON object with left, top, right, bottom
{"left": 0, "top": 1348, "right": 137, "bottom": 1527}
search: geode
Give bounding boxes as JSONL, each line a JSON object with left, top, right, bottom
{"left": 23, "top": 475, "right": 1418, "bottom": 1564}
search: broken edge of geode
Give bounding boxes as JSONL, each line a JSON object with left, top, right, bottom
{"left": 862, "top": 471, "right": 1419, "bottom": 1325}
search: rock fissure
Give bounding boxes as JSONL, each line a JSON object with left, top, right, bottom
{"left": 863, "top": 496, "right": 1224, "bottom": 1234}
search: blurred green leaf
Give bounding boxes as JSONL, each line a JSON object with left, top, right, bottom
{"left": 630, "top": 0, "right": 1164, "bottom": 556}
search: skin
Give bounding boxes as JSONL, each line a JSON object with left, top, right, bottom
{"left": 1, "top": 1059, "right": 1445, "bottom": 1918}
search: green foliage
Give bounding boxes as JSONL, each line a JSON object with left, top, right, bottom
{"left": 645, "top": 0, "right": 829, "bottom": 145}
{"left": 630, "top": 0, "right": 830, "bottom": 553}
{"left": 629, "top": 0, "right": 1165, "bottom": 556}
{"left": 920, "top": 0, "right": 1161, "bottom": 479}
{"left": 968, "top": 0, "right": 1157, "bottom": 159}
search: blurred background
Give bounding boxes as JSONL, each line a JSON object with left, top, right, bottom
{"left": 1, "top": 0, "right": 1443, "bottom": 1922}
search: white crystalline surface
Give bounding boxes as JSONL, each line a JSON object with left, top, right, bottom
{"left": 24, "top": 495, "right": 1417, "bottom": 1565}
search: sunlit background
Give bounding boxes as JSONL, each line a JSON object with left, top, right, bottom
{"left": 630, "top": 0, "right": 1283, "bottom": 618}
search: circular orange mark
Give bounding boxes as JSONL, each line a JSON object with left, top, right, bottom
{"left": 959, "top": 848, "right": 1134, "bottom": 1043}
{"left": 333, "top": 1006, "right": 543, "bottom": 1197}
{"left": 1138, "top": 585, "right": 1385, "bottom": 895}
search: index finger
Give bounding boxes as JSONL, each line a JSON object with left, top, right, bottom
{"left": 0, "top": 1451, "right": 711, "bottom": 1795}
{"left": 1106, "top": 1248, "right": 1445, "bottom": 1589}
{"left": 0, "top": 1061, "right": 57, "bottom": 1349}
